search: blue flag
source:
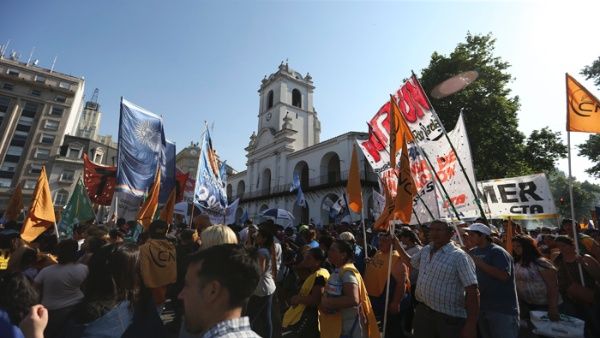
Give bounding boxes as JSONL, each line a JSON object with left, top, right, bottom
{"left": 116, "top": 98, "right": 166, "bottom": 198}
{"left": 290, "top": 172, "right": 301, "bottom": 192}
{"left": 159, "top": 140, "right": 176, "bottom": 203}
{"left": 296, "top": 185, "right": 306, "bottom": 208}
{"left": 193, "top": 127, "right": 227, "bottom": 214}
{"left": 240, "top": 209, "right": 249, "bottom": 224}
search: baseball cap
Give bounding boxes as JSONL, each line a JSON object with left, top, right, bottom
{"left": 465, "top": 223, "right": 492, "bottom": 236}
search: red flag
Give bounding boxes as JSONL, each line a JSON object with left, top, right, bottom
{"left": 175, "top": 169, "right": 190, "bottom": 203}
{"left": 83, "top": 153, "right": 117, "bottom": 205}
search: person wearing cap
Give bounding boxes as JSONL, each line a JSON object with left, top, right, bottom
{"left": 465, "top": 223, "right": 519, "bottom": 338}
{"left": 393, "top": 220, "right": 479, "bottom": 338}
{"left": 560, "top": 218, "right": 600, "bottom": 262}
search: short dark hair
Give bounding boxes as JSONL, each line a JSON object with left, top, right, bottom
{"left": 148, "top": 220, "right": 168, "bottom": 239}
{"left": 188, "top": 244, "right": 260, "bottom": 308}
{"left": 430, "top": 219, "right": 452, "bottom": 232}
{"left": 333, "top": 239, "right": 355, "bottom": 263}
{"left": 306, "top": 247, "right": 326, "bottom": 263}
{"left": 554, "top": 235, "right": 574, "bottom": 246}
{"left": 56, "top": 239, "right": 79, "bottom": 264}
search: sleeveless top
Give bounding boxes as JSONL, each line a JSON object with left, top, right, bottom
{"left": 514, "top": 259, "right": 560, "bottom": 306}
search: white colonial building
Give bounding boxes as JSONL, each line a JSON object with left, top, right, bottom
{"left": 227, "top": 63, "right": 379, "bottom": 226}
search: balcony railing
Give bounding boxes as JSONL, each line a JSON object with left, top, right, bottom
{"left": 229, "top": 170, "right": 379, "bottom": 202}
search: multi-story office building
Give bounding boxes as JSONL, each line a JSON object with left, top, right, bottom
{"left": 0, "top": 56, "right": 85, "bottom": 209}
{"left": 75, "top": 98, "right": 101, "bottom": 140}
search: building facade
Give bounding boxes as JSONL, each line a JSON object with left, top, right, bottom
{"left": 46, "top": 134, "right": 117, "bottom": 214}
{"left": 0, "top": 56, "right": 85, "bottom": 209}
{"left": 226, "top": 63, "right": 378, "bottom": 226}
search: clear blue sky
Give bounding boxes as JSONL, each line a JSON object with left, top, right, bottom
{"left": 3, "top": 0, "right": 600, "bottom": 182}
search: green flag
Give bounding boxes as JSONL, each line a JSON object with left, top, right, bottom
{"left": 58, "top": 178, "right": 95, "bottom": 239}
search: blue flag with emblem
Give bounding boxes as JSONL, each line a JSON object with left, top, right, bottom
{"left": 193, "top": 126, "right": 228, "bottom": 214}
{"left": 116, "top": 98, "right": 166, "bottom": 198}
{"left": 296, "top": 185, "right": 306, "bottom": 208}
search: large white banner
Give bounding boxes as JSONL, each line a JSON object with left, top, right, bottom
{"left": 413, "top": 113, "right": 479, "bottom": 219}
{"left": 477, "top": 173, "right": 557, "bottom": 219}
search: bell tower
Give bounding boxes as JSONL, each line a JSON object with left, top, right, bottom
{"left": 251, "top": 62, "right": 320, "bottom": 152}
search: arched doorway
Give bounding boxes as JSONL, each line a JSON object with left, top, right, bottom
{"left": 235, "top": 207, "right": 244, "bottom": 224}
{"left": 261, "top": 169, "right": 271, "bottom": 193}
{"left": 293, "top": 161, "right": 310, "bottom": 190}
{"left": 320, "top": 152, "right": 341, "bottom": 184}
{"left": 237, "top": 180, "right": 245, "bottom": 197}
{"left": 321, "top": 193, "right": 340, "bottom": 225}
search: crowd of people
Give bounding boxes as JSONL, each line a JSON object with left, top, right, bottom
{"left": 0, "top": 214, "right": 599, "bottom": 338}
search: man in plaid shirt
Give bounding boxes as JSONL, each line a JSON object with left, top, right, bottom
{"left": 394, "top": 220, "right": 480, "bottom": 338}
{"left": 178, "top": 244, "right": 261, "bottom": 338}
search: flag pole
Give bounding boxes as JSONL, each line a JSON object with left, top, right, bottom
{"left": 567, "top": 124, "right": 586, "bottom": 287}
{"left": 382, "top": 221, "right": 396, "bottom": 338}
{"left": 411, "top": 72, "right": 487, "bottom": 222}
{"left": 565, "top": 73, "right": 586, "bottom": 287}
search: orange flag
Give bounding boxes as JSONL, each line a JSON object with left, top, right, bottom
{"left": 21, "top": 167, "right": 56, "bottom": 242}
{"left": 392, "top": 137, "right": 416, "bottom": 224}
{"left": 159, "top": 187, "right": 176, "bottom": 224}
{"left": 137, "top": 167, "right": 161, "bottom": 229}
{"left": 389, "top": 95, "right": 415, "bottom": 168}
{"left": 374, "top": 178, "right": 395, "bottom": 231}
{"left": 566, "top": 73, "right": 600, "bottom": 133}
{"left": 4, "top": 181, "right": 24, "bottom": 222}
{"left": 346, "top": 146, "right": 363, "bottom": 213}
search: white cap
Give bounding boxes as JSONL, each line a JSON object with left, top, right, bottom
{"left": 465, "top": 223, "right": 492, "bottom": 236}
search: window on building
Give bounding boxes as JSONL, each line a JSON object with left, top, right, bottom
{"left": 35, "top": 75, "right": 46, "bottom": 83}
{"left": 0, "top": 178, "right": 12, "bottom": 188}
{"left": 55, "top": 96, "right": 66, "bottom": 103}
{"left": 267, "top": 90, "right": 274, "bottom": 109}
{"left": 39, "top": 133, "right": 55, "bottom": 145}
{"left": 292, "top": 89, "right": 302, "bottom": 108}
{"left": 0, "top": 162, "right": 17, "bottom": 172}
{"left": 50, "top": 106, "right": 64, "bottom": 116}
{"left": 29, "top": 164, "right": 42, "bottom": 175}
{"left": 60, "top": 170, "right": 75, "bottom": 182}
{"left": 21, "top": 102, "right": 38, "bottom": 118}
{"left": 44, "top": 120, "right": 59, "bottom": 131}
{"left": 58, "top": 82, "right": 71, "bottom": 90}
{"left": 54, "top": 190, "right": 69, "bottom": 206}
{"left": 7, "top": 146, "right": 23, "bottom": 156}
{"left": 24, "top": 180, "right": 37, "bottom": 190}
{"left": 0, "top": 96, "right": 10, "bottom": 113}
{"left": 2, "top": 83, "right": 14, "bottom": 91}
{"left": 12, "top": 130, "right": 28, "bottom": 144}
{"left": 6, "top": 69, "right": 19, "bottom": 77}
{"left": 34, "top": 148, "right": 50, "bottom": 160}
{"left": 31, "top": 89, "right": 41, "bottom": 97}
{"left": 66, "top": 146, "right": 82, "bottom": 160}
{"left": 93, "top": 148, "right": 104, "bottom": 164}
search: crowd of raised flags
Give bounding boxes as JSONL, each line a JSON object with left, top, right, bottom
{"left": 0, "top": 71, "right": 599, "bottom": 338}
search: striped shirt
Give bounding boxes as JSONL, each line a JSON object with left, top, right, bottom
{"left": 411, "top": 242, "right": 478, "bottom": 318}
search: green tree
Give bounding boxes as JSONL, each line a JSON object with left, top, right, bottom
{"left": 418, "top": 33, "right": 566, "bottom": 180}
{"left": 524, "top": 128, "right": 567, "bottom": 174}
{"left": 577, "top": 56, "right": 600, "bottom": 177}
{"left": 548, "top": 170, "right": 600, "bottom": 220}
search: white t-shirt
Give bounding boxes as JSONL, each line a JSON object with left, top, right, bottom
{"left": 35, "top": 263, "right": 89, "bottom": 310}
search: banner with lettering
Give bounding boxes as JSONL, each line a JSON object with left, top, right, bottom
{"left": 477, "top": 173, "right": 558, "bottom": 219}
{"left": 417, "top": 113, "right": 479, "bottom": 219}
